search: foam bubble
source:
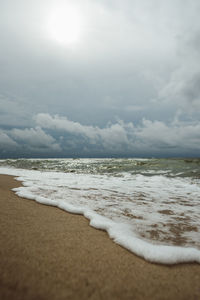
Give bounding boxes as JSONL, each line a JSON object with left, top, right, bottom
{"left": 0, "top": 166, "right": 200, "bottom": 264}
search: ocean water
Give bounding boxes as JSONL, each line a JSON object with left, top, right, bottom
{"left": 0, "top": 158, "right": 200, "bottom": 264}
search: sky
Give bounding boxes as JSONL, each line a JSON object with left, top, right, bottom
{"left": 0, "top": 0, "right": 200, "bottom": 158}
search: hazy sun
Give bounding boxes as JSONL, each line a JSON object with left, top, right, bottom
{"left": 47, "top": 4, "right": 82, "bottom": 45}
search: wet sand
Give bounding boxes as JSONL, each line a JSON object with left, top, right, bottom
{"left": 0, "top": 174, "right": 200, "bottom": 300}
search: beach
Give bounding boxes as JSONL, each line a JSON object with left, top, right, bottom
{"left": 0, "top": 174, "right": 200, "bottom": 300}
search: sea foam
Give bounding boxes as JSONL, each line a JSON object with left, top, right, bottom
{"left": 0, "top": 165, "right": 200, "bottom": 265}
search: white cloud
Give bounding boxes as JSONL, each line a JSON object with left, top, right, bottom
{"left": 35, "top": 113, "right": 200, "bottom": 155}
{"left": 35, "top": 113, "right": 130, "bottom": 150}
{"left": 11, "top": 126, "right": 61, "bottom": 152}
{"left": 0, "top": 112, "right": 200, "bottom": 156}
{"left": 136, "top": 119, "right": 200, "bottom": 151}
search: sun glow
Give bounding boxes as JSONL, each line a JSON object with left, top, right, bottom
{"left": 47, "top": 5, "right": 83, "bottom": 45}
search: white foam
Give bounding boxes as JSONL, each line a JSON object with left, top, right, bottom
{"left": 0, "top": 166, "right": 200, "bottom": 265}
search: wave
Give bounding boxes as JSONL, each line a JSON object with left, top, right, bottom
{"left": 0, "top": 165, "right": 200, "bottom": 265}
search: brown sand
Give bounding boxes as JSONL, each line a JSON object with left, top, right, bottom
{"left": 0, "top": 175, "right": 200, "bottom": 300}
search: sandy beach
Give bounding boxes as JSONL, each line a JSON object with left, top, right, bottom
{"left": 0, "top": 174, "right": 200, "bottom": 300}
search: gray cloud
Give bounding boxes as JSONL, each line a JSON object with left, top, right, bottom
{"left": 157, "top": 26, "right": 200, "bottom": 116}
{"left": 35, "top": 113, "right": 129, "bottom": 145}
{"left": 136, "top": 119, "right": 200, "bottom": 152}
{"left": 34, "top": 113, "right": 200, "bottom": 156}
{"left": 1, "top": 112, "right": 200, "bottom": 157}
{"left": 0, "top": 0, "right": 200, "bottom": 157}
{"left": 158, "top": 58, "right": 200, "bottom": 114}
{"left": 10, "top": 127, "right": 61, "bottom": 152}
{"left": 0, "top": 131, "right": 18, "bottom": 149}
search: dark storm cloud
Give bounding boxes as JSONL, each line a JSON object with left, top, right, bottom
{"left": 0, "top": 0, "right": 200, "bottom": 157}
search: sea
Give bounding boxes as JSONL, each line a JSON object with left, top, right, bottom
{"left": 0, "top": 157, "right": 200, "bottom": 265}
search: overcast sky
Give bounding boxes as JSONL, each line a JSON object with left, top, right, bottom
{"left": 0, "top": 0, "right": 200, "bottom": 158}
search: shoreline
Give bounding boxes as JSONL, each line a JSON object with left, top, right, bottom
{"left": 0, "top": 174, "right": 200, "bottom": 299}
